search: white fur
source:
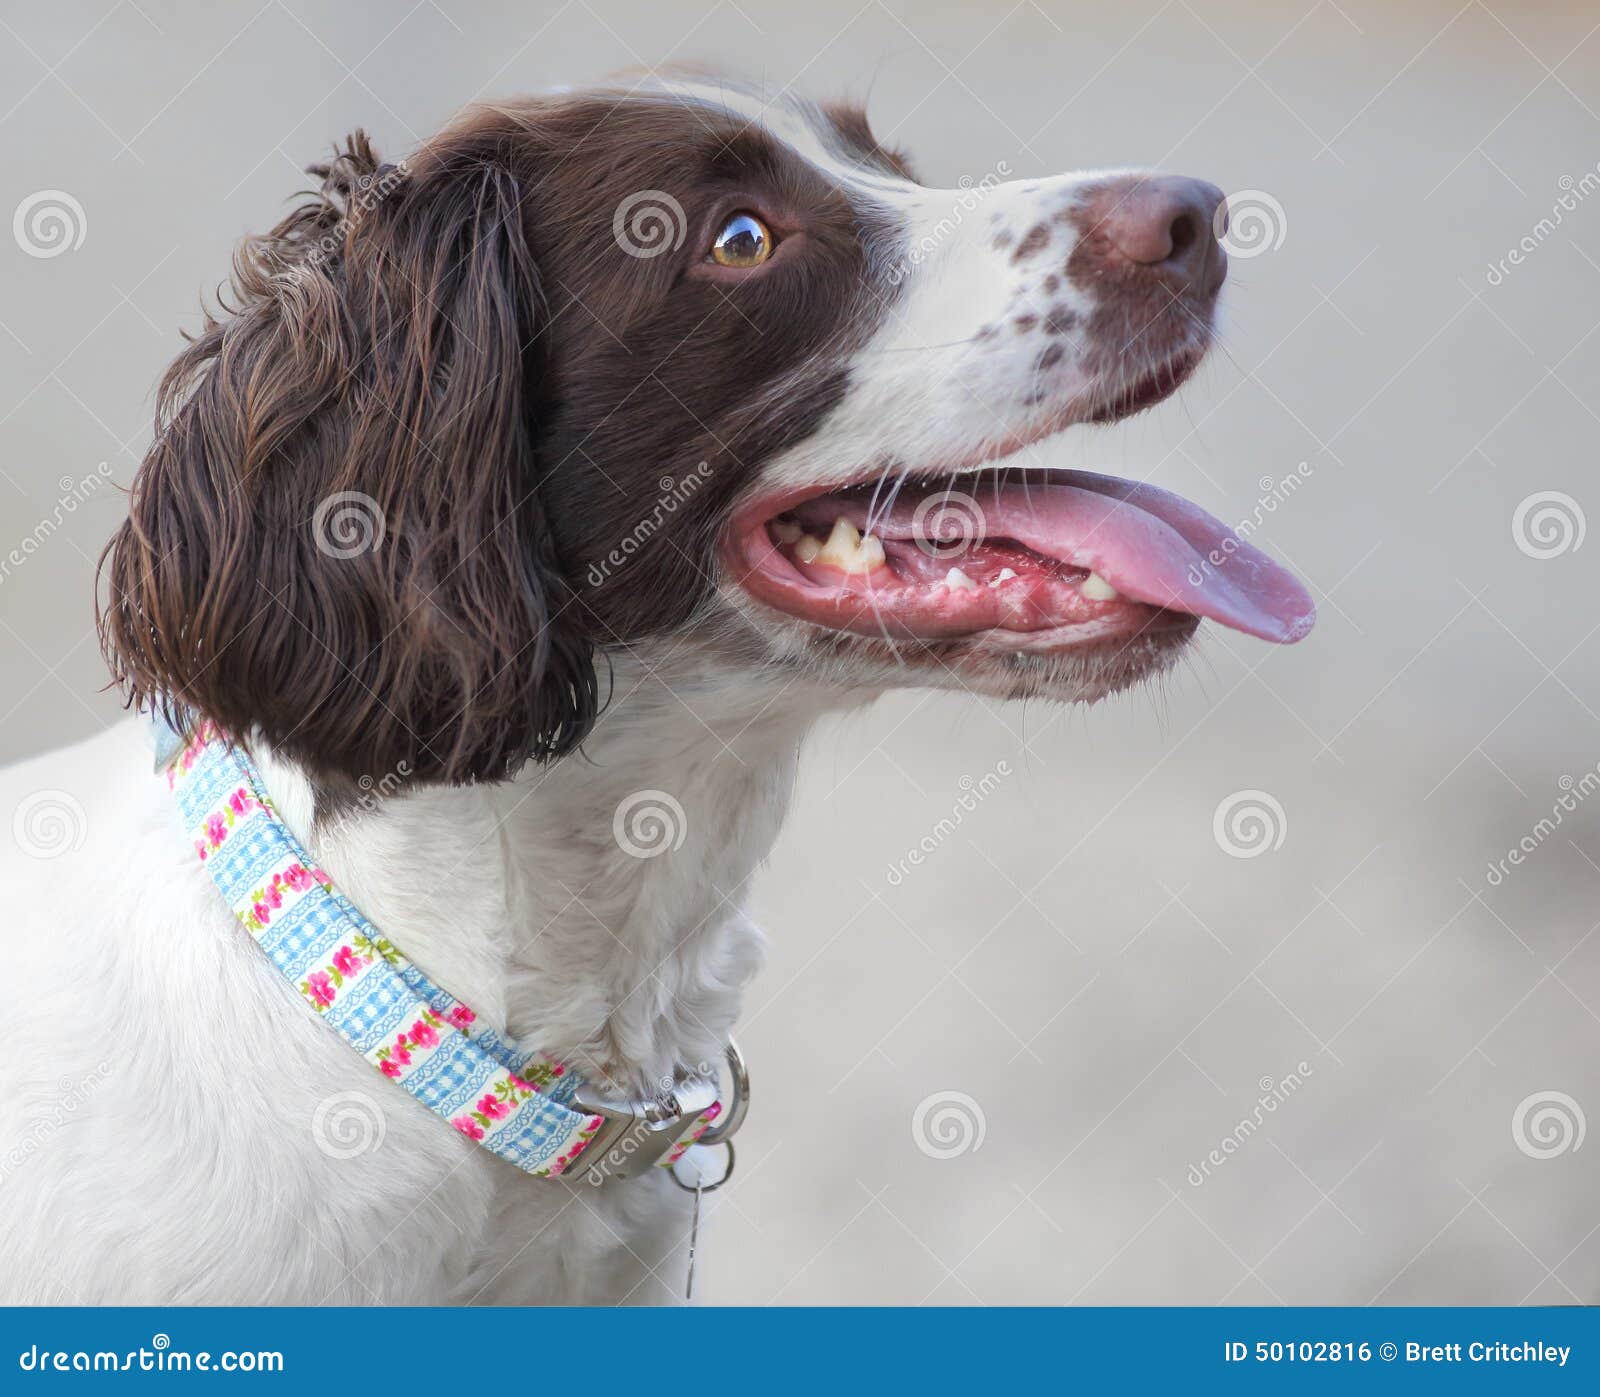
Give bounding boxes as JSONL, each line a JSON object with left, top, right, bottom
{"left": 0, "top": 89, "right": 1194, "bottom": 1304}
{"left": 0, "top": 658, "right": 850, "bottom": 1304}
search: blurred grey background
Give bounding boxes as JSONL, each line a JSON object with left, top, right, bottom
{"left": 3, "top": 0, "right": 1598, "bottom": 1303}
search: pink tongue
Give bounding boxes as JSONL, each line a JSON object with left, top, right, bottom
{"left": 892, "top": 471, "right": 1314, "bottom": 643}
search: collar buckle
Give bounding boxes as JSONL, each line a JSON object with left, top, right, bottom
{"left": 572, "top": 1041, "right": 748, "bottom": 1184}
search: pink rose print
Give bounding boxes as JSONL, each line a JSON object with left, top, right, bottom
{"left": 252, "top": 901, "right": 273, "bottom": 927}
{"left": 410, "top": 1020, "right": 439, "bottom": 1049}
{"left": 507, "top": 1074, "right": 533, "bottom": 1094}
{"left": 306, "top": 971, "right": 335, "bottom": 1008}
{"left": 331, "top": 945, "right": 367, "bottom": 978}
{"left": 284, "top": 863, "right": 314, "bottom": 892}
{"left": 205, "top": 813, "right": 227, "bottom": 848}
{"left": 390, "top": 1041, "right": 412, "bottom": 1066}
{"left": 448, "top": 1005, "right": 476, "bottom": 1030}
{"left": 379, "top": 1059, "right": 401, "bottom": 1079}
{"left": 478, "top": 1095, "right": 510, "bottom": 1121}
{"left": 452, "top": 1117, "right": 484, "bottom": 1141}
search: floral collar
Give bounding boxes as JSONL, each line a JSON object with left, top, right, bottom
{"left": 160, "top": 717, "right": 732, "bottom": 1181}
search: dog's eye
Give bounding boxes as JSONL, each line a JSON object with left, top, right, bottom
{"left": 709, "top": 212, "right": 772, "bottom": 268}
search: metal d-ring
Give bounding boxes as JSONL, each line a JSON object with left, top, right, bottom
{"left": 696, "top": 1039, "right": 749, "bottom": 1149}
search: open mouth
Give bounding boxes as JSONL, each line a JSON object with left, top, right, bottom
{"left": 728, "top": 463, "right": 1315, "bottom": 651}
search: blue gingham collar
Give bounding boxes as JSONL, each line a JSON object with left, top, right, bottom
{"left": 155, "top": 711, "right": 741, "bottom": 1183}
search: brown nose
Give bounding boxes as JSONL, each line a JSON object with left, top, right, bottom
{"left": 1095, "top": 175, "right": 1227, "bottom": 294}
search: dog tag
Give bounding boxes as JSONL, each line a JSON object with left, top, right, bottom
{"left": 669, "top": 1142, "right": 735, "bottom": 1302}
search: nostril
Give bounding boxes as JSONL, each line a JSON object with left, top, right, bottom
{"left": 1167, "top": 210, "right": 1198, "bottom": 262}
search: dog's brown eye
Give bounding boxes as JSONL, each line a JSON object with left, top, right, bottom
{"left": 709, "top": 212, "right": 772, "bottom": 268}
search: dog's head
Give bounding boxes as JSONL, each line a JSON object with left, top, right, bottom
{"left": 100, "top": 76, "right": 1313, "bottom": 786}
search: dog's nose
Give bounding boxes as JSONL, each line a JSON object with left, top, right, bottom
{"left": 1092, "top": 175, "right": 1227, "bottom": 295}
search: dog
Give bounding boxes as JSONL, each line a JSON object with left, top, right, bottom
{"left": 0, "top": 74, "right": 1312, "bottom": 1304}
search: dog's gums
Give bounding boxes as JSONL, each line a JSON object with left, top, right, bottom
{"left": 729, "top": 460, "right": 1316, "bottom": 650}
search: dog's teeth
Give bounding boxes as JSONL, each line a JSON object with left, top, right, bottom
{"left": 806, "top": 517, "right": 886, "bottom": 574}
{"left": 1081, "top": 571, "right": 1119, "bottom": 601}
{"left": 815, "top": 517, "right": 862, "bottom": 569}
{"left": 794, "top": 534, "right": 823, "bottom": 564}
{"left": 945, "top": 567, "right": 979, "bottom": 592}
{"left": 990, "top": 567, "right": 1017, "bottom": 587}
{"left": 771, "top": 519, "right": 803, "bottom": 545}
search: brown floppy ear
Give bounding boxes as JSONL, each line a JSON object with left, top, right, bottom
{"left": 99, "top": 128, "right": 596, "bottom": 785}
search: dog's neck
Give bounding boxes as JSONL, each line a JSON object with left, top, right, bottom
{"left": 258, "top": 654, "right": 847, "bottom": 1097}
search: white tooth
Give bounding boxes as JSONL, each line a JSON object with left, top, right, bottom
{"left": 1081, "top": 571, "right": 1119, "bottom": 601}
{"left": 771, "top": 519, "right": 802, "bottom": 545}
{"left": 815, "top": 517, "right": 862, "bottom": 569}
{"left": 856, "top": 533, "right": 887, "bottom": 572}
{"left": 989, "top": 567, "right": 1017, "bottom": 587}
{"left": 945, "top": 567, "right": 979, "bottom": 592}
{"left": 794, "top": 534, "right": 822, "bottom": 564}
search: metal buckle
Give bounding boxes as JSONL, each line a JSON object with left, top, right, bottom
{"left": 571, "top": 1041, "right": 749, "bottom": 1185}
